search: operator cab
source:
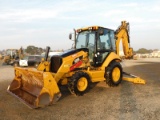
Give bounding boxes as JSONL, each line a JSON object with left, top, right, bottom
{"left": 75, "top": 26, "right": 116, "bottom": 66}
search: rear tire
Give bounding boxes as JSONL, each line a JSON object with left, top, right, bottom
{"left": 68, "top": 71, "right": 91, "bottom": 96}
{"left": 105, "top": 61, "right": 122, "bottom": 87}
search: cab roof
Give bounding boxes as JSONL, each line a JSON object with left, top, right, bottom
{"left": 76, "top": 26, "right": 114, "bottom": 33}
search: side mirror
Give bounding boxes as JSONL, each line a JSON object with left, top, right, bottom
{"left": 69, "top": 33, "right": 72, "bottom": 40}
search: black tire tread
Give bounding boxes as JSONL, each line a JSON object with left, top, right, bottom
{"left": 105, "top": 61, "right": 122, "bottom": 87}
{"left": 68, "top": 71, "right": 91, "bottom": 96}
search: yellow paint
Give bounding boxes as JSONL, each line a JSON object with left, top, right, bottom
{"left": 112, "top": 67, "right": 120, "bottom": 82}
{"left": 101, "top": 52, "right": 121, "bottom": 70}
{"left": 37, "top": 61, "right": 50, "bottom": 72}
{"left": 77, "top": 77, "right": 88, "bottom": 91}
{"left": 122, "top": 77, "right": 146, "bottom": 84}
{"left": 77, "top": 26, "right": 99, "bottom": 32}
{"left": 86, "top": 70, "right": 105, "bottom": 82}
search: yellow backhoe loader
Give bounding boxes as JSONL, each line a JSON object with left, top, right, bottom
{"left": 2, "top": 47, "right": 24, "bottom": 65}
{"left": 7, "top": 21, "right": 145, "bottom": 108}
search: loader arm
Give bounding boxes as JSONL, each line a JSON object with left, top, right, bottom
{"left": 7, "top": 47, "right": 89, "bottom": 108}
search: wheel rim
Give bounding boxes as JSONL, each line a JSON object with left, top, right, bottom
{"left": 112, "top": 67, "right": 121, "bottom": 82}
{"left": 77, "top": 77, "right": 88, "bottom": 91}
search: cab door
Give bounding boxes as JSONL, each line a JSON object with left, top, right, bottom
{"left": 93, "top": 28, "right": 115, "bottom": 66}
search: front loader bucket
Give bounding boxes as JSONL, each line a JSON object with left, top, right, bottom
{"left": 7, "top": 67, "right": 61, "bottom": 109}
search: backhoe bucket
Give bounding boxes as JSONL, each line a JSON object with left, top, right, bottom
{"left": 7, "top": 67, "right": 61, "bottom": 108}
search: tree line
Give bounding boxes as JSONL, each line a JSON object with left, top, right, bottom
{"left": 24, "top": 45, "right": 64, "bottom": 55}
{"left": 0, "top": 46, "right": 158, "bottom": 55}
{"left": 134, "top": 48, "right": 159, "bottom": 54}
{"left": 25, "top": 46, "right": 158, "bottom": 55}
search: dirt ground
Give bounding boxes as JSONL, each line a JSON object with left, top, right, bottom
{"left": 0, "top": 58, "right": 160, "bottom": 120}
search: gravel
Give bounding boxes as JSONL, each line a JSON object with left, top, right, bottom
{"left": 0, "top": 58, "right": 160, "bottom": 120}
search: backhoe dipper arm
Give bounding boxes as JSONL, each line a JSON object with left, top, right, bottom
{"left": 115, "top": 21, "right": 133, "bottom": 59}
{"left": 115, "top": 21, "right": 146, "bottom": 84}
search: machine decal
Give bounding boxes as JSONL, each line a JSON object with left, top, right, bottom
{"left": 70, "top": 60, "right": 83, "bottom": 71}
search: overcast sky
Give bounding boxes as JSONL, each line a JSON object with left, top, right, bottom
{"left": 0, "top": 0, "right": 160, "bottom": 51}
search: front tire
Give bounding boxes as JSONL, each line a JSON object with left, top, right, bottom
{"left": 105, "top": 61, "right": 122, "bottom": 87}
{"left": 68, "top": 71, "right": 91, "bottom": 96}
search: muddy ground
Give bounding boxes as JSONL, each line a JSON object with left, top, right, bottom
{"left": 0, "top": 58, "right": 160, "bottom": 120}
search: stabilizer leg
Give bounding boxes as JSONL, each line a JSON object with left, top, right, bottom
{"left": 122, "top": 72, "right": 146, "bottom": 84}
